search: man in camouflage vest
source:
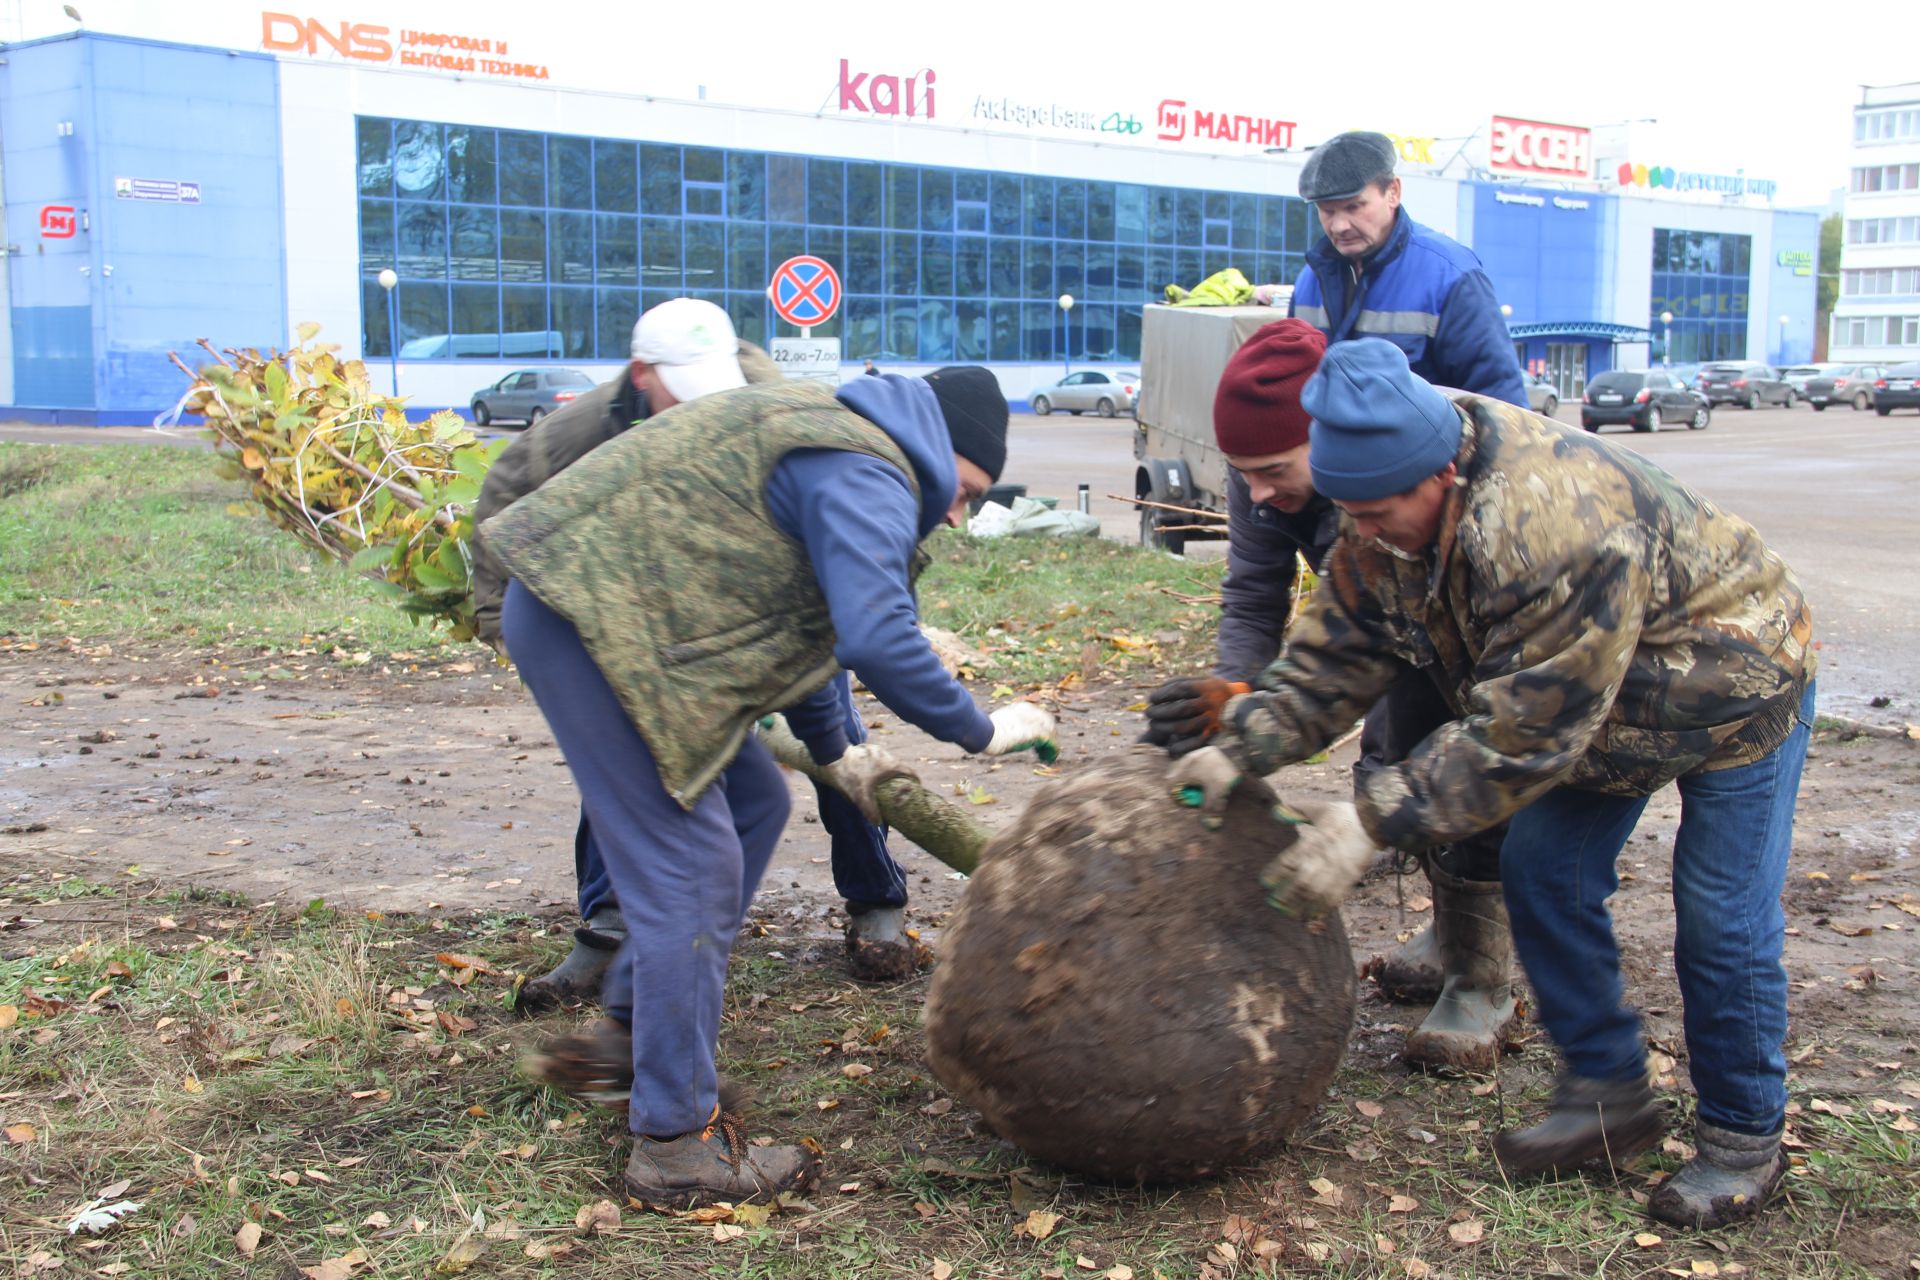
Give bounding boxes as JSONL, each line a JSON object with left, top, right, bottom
{"left": 1155, "top": 339, "right": 1816, "bottom": 1230}
{"left": 482, "top": 361, "right": 1057, "bottom": 1207}
{"left": 473, "top": 301, "right": 926, "bottom": 1009}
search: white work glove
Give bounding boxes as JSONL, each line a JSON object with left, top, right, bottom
{"left": 1257, "top": 798, "right": 1379, "bottom": 920}
{"left": 1167, "top": 745, "right": 1250, "bottom": 829}
{"left": 820, "top": 743, "right": 918, "bottom": 826}
{"left": 983, "top": 702, "right": 1058, "bottom": 762}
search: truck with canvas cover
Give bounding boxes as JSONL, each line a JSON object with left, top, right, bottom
{"left": 1131, "top": 295, "right": 1290, "bottom": 552}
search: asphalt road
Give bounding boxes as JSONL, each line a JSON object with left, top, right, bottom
{"left": 1002, "top": 402, "right": 1920, "bottom": 722}
{"left": 6, "top": 400, "right": 1917, "bottom": 719}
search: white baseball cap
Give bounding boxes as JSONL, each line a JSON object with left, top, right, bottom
{"left": 629, "top": 298, "right": 747, "bottom": 403}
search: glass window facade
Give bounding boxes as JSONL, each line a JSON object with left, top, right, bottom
{"left": 356, "top": 116, "right": 1312, "bottom": 363}
{"left": 1648, "top": 228, "right": 1752, "bottom": 363}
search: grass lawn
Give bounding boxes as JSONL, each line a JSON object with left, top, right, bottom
{"left": 0, "top": 441, "right": 1225, "bottom": 684}
{"left": 2, "top": 881, "right": 1913, "bottom": 1279}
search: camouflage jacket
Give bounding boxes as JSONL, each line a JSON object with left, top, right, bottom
{"left": 480, "top": 381, "right": 921, "bottom": 809}
{"left": 1229, "top": 394, "right": 1816, "bottom": 851}
{"left": 469, "top": 342, "right": 780, "bottom": 648}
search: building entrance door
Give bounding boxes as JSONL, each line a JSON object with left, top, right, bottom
{"left": 1546, "top": 342, "right": 1587, "bottom": 401}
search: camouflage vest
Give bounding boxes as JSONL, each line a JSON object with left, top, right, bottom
{"left": 482, "top": 380, "right": 924, "bottom": 808}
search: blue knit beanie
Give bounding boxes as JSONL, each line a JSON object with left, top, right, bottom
{"left": 1303, "top": 339, "right": 1463, "bottom": 501}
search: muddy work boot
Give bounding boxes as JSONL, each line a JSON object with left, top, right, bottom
{"left": 844, "top": 903, "right": 918, "bottom": 981}
{"left": 624, "top": 1106, "right": 822, "bottom": 1209}
{"left": 519, "top": 1017, "right": 633, "bottom": 1110}
{"left": 1494, "top": 1074, "right": 1666, "bottom": 1175}
{"left": 1366, "top": 920, "right": 1444, "bottom": 1003}
{"left": 1403, "top": 868, "right": 1520, "bottom": 1073}
{"left": 515, "top": 906, "right": 624, "bottom": 1016}
{"left": 1647, "top": 1121, "right": 1787, "bottom": 1229}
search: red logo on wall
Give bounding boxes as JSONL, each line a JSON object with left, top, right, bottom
{"left": 39, "top": 205, "right": 78, "bottom": 238}
{"left": 1155, "top": 99, "right": 1295, "bottom": 148}
{"left": 1488, "top": 115, "right": 1592, "bottom": 181}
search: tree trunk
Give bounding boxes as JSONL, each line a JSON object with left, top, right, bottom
{"left": 755, "top": 716, "right": 991, "bottom": 876}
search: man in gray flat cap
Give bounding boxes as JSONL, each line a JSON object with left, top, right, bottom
{"left": 1288, "top": 130, "right": 1525, "bottom": 406}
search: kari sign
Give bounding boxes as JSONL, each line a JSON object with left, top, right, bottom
{"left": 836, "top": 59, "right": 936, "bottom": 118}
{"left": 1488, "top": 116, "right": 1593, "bottom": 181}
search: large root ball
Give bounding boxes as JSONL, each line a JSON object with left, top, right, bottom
{"left": 924, "top": 751, "right": 1356, "bottom": 1183}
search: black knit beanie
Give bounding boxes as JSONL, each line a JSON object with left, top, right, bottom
{"left": 923, "top": 366, "right": 1009, "bottom": 482}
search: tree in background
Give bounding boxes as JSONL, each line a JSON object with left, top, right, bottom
{"left": 1815, "top": 213, "right": 1841, "bottom": 359}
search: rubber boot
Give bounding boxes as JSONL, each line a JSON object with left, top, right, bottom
{"left": 1494, "top": 1073, "right": 1667, "bottom": 1174}
{"left": 844, "top": 903, "right": 918, "bottom": 982}
{"left": 1647, "top": 1121, "right": 1786, "bottom": 1229}
{"left": 516, "top": 906, "right": 624, "bottom": 1016}
{"left": 624, "top": 1105, "right": 821, "bottom": 1209}
{"left": 1366, "top": 921, "right": 1444, "bottom": 1003}
{"left": 1402, "top": 868, "right": 1520, "bottom": 1072}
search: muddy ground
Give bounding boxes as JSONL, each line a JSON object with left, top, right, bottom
{"left": 4, "top": 636, "right": 1916, "bottom": 1113}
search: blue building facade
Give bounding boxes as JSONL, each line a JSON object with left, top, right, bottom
{"left": 353, "top": 114, "right": 1316, "bottom": 371}
{"left": 1, "top": 35, "right": 287, "bottom": 421}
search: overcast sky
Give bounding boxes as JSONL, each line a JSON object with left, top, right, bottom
{"left": 15, "top": 0, "right": 1918, "bottom": 209}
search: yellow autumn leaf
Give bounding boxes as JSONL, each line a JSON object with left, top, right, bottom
{"left": 0, "top": 1005, "right": 19, "bottom": 1029}
{"left": 1021, "top": 1210, "right": 1061, "bottom": 1240}
{"left": 234, "top": 1222, "right": 263, "bottom": 1257}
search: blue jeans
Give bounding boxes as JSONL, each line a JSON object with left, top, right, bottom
{"left": 572, "top": 670, "right": 905, "bottom": 919}
{"left": 1500, "top": 682, "right": 1814, "bottom": 1137}
{"left": 503, "top": 579, "right": 789, "bottom": 1136}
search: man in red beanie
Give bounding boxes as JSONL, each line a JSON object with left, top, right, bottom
{"left": 1145, "top": 317, "right": 1519, "bottom": 1074}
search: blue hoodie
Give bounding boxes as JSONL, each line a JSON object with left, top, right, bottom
{"left": 765, "top": 374, "right": 995, "bottom": 760}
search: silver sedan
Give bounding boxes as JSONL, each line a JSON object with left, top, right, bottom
{"left": 1028, "top": 370, "right": 1140, "bottom": 417}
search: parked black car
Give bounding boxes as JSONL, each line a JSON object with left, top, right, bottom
{"left": 1874, "top": 362, "right": 1920, "bottom": 415}
{"left": 1806, "top": 365, "right": 1884, "bottom": 412}
{"left": 1582, "top": 369, "right": 1711, "bottom": 433}
{"left": 1697, "top": 362, "right": 1795, "bottom": 409}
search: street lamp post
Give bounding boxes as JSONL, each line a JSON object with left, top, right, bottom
{"left": 376, "top": 268, "right": 400, "bottom": 399}
{"left": 1661, "top": 310, "right": 1673, "bottom": 366}
{"left": 1057, "top": 293, "right": 1074, "bottom": 378}
{"left": 1778, "top": 313, "right": 1790, "bottom": 365}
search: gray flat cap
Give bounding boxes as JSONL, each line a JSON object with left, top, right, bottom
{"left": 1298, "top": 131, "right": 1397, "bottom": 202}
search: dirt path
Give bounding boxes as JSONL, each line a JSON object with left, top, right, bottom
{"left": 4, "top": 639, "right": 1917, "bottom": 1104}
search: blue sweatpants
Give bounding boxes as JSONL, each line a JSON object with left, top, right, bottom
{"left": 503, "top": 579, "right": 788, "bottom": 1136}
{"left": 572, "top": 669, "right": 905, "bottom": 918}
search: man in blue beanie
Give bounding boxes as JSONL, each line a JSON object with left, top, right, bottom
{"left": 1282, "top": 130, "right": 1530, "bottom": 1041}
{"left": 1154, "top": 338, "right": 1817, "bottom": 1232}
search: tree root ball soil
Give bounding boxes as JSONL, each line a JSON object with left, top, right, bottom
{"left": 925, "top": 752, "right": 1357, "bottom": 1184}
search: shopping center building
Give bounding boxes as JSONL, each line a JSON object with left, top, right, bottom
{"left": 0, "top": 20, "right": 1819, "bottom": 423}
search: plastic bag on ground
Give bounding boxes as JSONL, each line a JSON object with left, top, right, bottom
{"left": 973, "top": 495, "right": 1101, "bottom": 539}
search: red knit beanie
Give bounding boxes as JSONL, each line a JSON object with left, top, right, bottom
{"left": 1212, "top": 319, "right": 1328, "bottom": 456}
